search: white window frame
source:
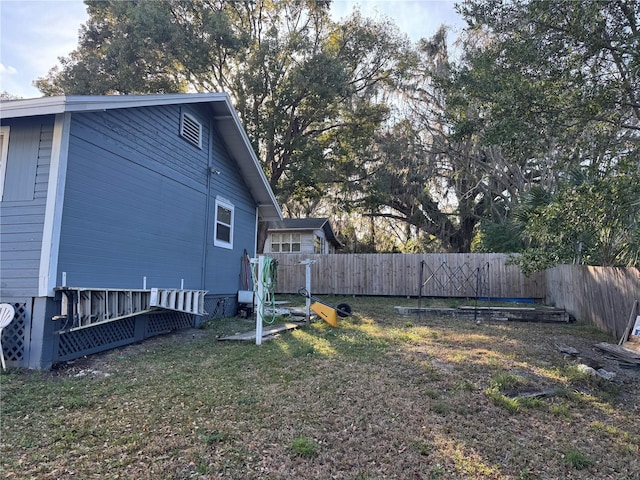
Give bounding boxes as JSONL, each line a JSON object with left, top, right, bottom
{"left": 214, "top": 197, "right": 234, "bottom": 249}
{"left": 271, "top": 232, "right": 301, "bottom": 253}
{"left": 0, "top": 126, "right": 9, "bottom": 200}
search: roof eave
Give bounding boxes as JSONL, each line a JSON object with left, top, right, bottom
{"left": 0, "top": 94, "right": 283, "bottom": 221}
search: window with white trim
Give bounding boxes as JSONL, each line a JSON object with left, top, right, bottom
{"left": 180, "top": 111, "right": 202, "bottom": 149}
{"left": 0, "top": 126, "right": 9, "bottom": 201}
{"left": 271, "top": 233, "right": 301, "bottom": 253}
{"left": 214, "top": 198, "right": 234, "bottom": 249}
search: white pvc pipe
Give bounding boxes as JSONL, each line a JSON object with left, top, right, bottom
{"left": 305, "top": 261, "right": 311, "bottom": 322}
{"left": 255, "top": 255, "right": 264, "bottom": 345}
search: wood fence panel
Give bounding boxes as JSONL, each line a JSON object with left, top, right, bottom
{"left": 546, "top": 266, "right": 640, "bottom": 339}
{"left": 269, "top": 253, "right": 545, "bottom": 299}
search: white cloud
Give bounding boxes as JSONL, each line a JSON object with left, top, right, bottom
{"left": 0, "top": 64, "right": 18, "bottom": 75}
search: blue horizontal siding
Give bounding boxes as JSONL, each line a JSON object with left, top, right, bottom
{"left": 58, "top": 103, "right": 255, "bottom": 293}
{"left": 54, "top": 102, "right": 261, "bottom": 297}
{"left": 0, "top": 118, "right": 53, "bottom": 298}
{"left": 204, "top": 121, "right": 258, "bottom": 295}
{"left": 58, "top": 106, "right": 209, "bottom": 289}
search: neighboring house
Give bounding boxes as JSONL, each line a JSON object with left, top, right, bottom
{"left": 0, "top": 93, "right": 282, "bottom": 369}
{"left": 264, "top": 218, "right": 342, "bottom": 254}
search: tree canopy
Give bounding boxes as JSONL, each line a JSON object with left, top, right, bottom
{"left": 455, "top": 0, "right": 639, "bottom": 268}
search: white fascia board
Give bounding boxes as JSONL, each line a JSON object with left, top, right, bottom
{"left": 39, "top": 112, "right": 71, "bottom": 297}
{"left": 63, "top": 92, "right": 230, "bottom": 112}
{"left": 1, "top": 93, "right": 231, "bottom": 119}
{"left": 0, "top": 96, "right": 67, "bottom": 118}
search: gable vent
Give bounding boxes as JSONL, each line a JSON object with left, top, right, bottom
{"left": 180, "top": 112, "right": 202, "bottom": 149}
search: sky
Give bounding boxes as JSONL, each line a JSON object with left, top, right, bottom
{"left": 0, "top": 0, "right": 465, "bottom": 99}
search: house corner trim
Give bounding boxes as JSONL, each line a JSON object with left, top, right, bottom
{"left": 39, "top": 113, "right": 71, "bottom": 297}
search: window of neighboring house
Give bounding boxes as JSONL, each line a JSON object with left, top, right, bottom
{"left": 271, "top": 233, "right": 300, "bottom": 253}
{"left": 214, "top": 198, "right": 234, "bottom": 249}
{"left": 314, "top": 235, "right": 326, "bottom": 254}
{"left": 180, "top": 111, "right": 202, "bottom": 149}
{"left": 0, "top": 126, "right": 9, "bottom": 201}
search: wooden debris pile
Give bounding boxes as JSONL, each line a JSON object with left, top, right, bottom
{"left": 594, "top": 300, "right": 640, "bottom": 369}
{"left": 556, "top": 343, "right": 618, "bottom": 380}
{"left": 595, "top": 342, "right": 640, "bottom": 368}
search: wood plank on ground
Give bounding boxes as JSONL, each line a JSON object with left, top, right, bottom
{"left": 218, "top": 322, "right": 299, "bottom": 341}
{"left": 595, "top": 342, "right": 640, "bottom": 364}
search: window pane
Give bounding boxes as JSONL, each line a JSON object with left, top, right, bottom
{"left": 282, "top": 243, "right": 290, "bottom": 252}
{"left": 292, "top": 233, "right": 300, "bottom": 242}
{"left": 218, "top": 206, "right": 232, "bottom": 225}
{"left": 272, "top": 244, "right": 280, "bottom": 252}
{"left": 272, "top": 233, "right": 281, "bottom": 243}
{"left": 283, "top": 233, "right": 291, "bottom": 243}
{"left": 292, "top": 243, "right": 301, "bottom": 252}
{"left": 217, "top": 224, "right": 231, "bottom": 242}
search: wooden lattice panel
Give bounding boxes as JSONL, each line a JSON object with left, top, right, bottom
{"left": 204, "top": 296, "right": 236, "bottom": 321}
{"left": 57, "top": 317, "right": 136, "bottom": 359}
{"left": 0, "top": 302, "right": 27, "bottom": 363}
{"left": 146, "top": 312, "right": 193, "bottom": 336}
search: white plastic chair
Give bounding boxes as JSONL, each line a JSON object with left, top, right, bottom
{"left": 0, "top": 303, "right": 16, "bottom": 370}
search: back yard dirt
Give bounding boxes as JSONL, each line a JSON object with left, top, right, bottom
{"left": 1, "top": 296, "right": 638, "bottom": 479}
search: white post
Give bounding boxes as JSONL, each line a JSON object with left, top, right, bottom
{"left": 305, "top": 261, "right": 312, "bottom": 323}
{"left": 181, "top": 278, "right": 184, "bottom": 289}
{"left": 300, "top": 259, "right": 315, "bottom": 323}
{"left": 143, "top": 276, "right": 147, "bottom": 289}
{"left": 62, "top": 271, "right": 67, "bottom": 287}
{"left": 255, "top": 255, "right": 264, "bottom": 345}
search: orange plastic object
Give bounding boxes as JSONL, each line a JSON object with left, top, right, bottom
{"left": 310, "top": 301, "right": 338, "bottom": 327}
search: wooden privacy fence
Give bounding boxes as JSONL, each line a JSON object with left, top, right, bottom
{"left": 268, "top": 254, "right": 637, "bottom": 338}
{"left": 270, "top": 253, "right": 546, "bottom": 299}
{"left": 546, "top": 265, "right": 640, "bottom": 340}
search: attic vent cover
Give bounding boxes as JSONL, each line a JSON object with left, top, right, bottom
{"left": 180, "top": 112, "right": 202, "bottom": 149}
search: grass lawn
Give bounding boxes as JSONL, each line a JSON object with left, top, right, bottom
{"left": 1, "top": 296, "right": 639, "bottom": 479}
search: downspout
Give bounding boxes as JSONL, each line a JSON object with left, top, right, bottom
{"left": 254, "top": 206, "right": 259, "bottom": 258}
{"left": 201, "top": 118, "right": 214, "bottom": 290}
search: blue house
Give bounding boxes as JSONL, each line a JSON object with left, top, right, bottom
{"left": 0, "top": 94, "right": 282, "bottom": 369}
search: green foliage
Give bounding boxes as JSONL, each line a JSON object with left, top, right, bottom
{"left": 563, "top": 448, "right": 595, "bottom": 470}
{"left": 290, "top": 436, "right": 317, "bottom": 457}
{"left": 490, "top": 373, "right": 529, "bottom": 391}
{"left": 485, "top": 388, "right": 521, "bottom": 413}
{"left": 458, "top": 0, "right": 639, "bottom": 262}
{"left": 510, "top": 169, "right": 640, "bottom": 273}
{"left": 32, "top": 0, "right": 639, "bottom": 257}
{"left": 458, "top": 0, "right": 639, "bottom": 166}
